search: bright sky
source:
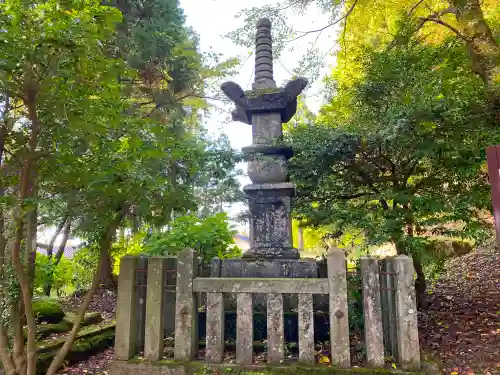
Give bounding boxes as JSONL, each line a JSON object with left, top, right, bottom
{"left": 179, "top": 0, "right": 337, "bottom": 229}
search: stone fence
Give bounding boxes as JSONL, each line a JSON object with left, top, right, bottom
{"left": 113, "top": 249, "right": 420, "bottom": 370}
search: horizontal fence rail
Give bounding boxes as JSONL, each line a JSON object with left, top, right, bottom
{"left": 114, "top": 249, "right": 421, "bottom": 371}
{"left": 193, "top": 278, "right": 329, "bottom": 294}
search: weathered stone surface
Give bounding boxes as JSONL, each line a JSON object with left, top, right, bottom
{"left": 236, "top": 293, "right": 253, "bottom": 365}
{"left": 266, "top": 293, "right": 284, "bottom": 364}
{"left": 360, "top": 257, "right": 384, "bottom": 367}
{"left": 115, "top": 256, "right": 138, "bottom": 360}
{"left": 327, "top": 248, "right": 350, "bottom": 367}
{"left": 243, "top": 183, "right": 297, "bottom": 259}
{"left": 109, "top": 360, "right": 424, "bottom": 375}
{"left": 394, "top": 256, "right": 421, "bottom": 370}
{"left": 220, "top": 258, "right": 318, "bottom": 278}
{"left": 253, "top": 17, "right": 275, "bottom": 89}
{"left": 145, "top": 257, "right": 167, "bottom": 361}
{"left": 242, "top": 144, "right": 294, "bottom": 160}
{"left": 298, "top": 294, "right": 315, "bottom": 364}
{"left": 193, "top": 278, "right": 328, "bottom": 294}
{"left": 251, "top": 113, "right": 282, "bottom": 145}
{"left": 247, "top": 155, "right": 288, "bottom": 184}
{"left": 174, "top": 249, "right": 198, "bottom": 361}
{"left": 205, "top": 292, "right": 224, "bottom": 363}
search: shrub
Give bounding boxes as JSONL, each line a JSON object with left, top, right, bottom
{"left": 71, "top": 246, "right": 99, "bottom": 291}
{"left": 32, "top": 297, "right": 65, "bottom": 324}
{"left": 144, "top": 213, "right": 241, "bottom": 264}
{"left": 34, "top": 253, "right": 74, "bottom": 297}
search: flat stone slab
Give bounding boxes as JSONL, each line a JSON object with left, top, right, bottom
{"left": 109, "top": 360, "right": 424, "bottom": 375}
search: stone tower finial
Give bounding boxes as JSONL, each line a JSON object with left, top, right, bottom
{"left": 253, "top": 18, "right": 276, "bottom": 90}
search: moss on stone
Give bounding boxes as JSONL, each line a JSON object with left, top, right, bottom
{"left": 35, "top": 323, "right": 115, "bottom": 375}
{"left": 244, "top": 88, "right": 282, "bottom": 98}
{"left": 32, "top": 297, "right": 65, "bottom": 324}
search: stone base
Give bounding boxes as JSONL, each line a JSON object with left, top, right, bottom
{"left": 241, "top": 247, "right": 300, "bottom": 260}
{"left": 215, "top": 258, "right": 319, "bottom": 312}
{"left": 218, "top": 258, "right": 317, "bottom": 278}
{"left": 109, "top": 360, "right": 423, "bottom": 375}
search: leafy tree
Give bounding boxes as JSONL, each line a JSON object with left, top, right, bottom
{"left": 195, "top": 134, "right": 245, "bottom": 218}
{"left": 287, "top": 41, "right": 499, "bottom": 307}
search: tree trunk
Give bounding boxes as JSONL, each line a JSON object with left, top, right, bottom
{"left": 451, "top": 0, "right": 500, "bottom": 104}
{"left": 10, "top": 95, "right": 41, "bottom": 375}
{"left": 98, "top": 251, "right": 116, "bottom": 290}
{"left": 43, "top": 217, "right": 67, "bottom": 296}
{"left": 44, "top": 219, "right": 71, "bottom": 296}
{"left": 412, "top": 256, "right": 428, "bottom": 310}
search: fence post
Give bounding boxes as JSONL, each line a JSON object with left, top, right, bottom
{"left": 144, "top": 257, "right": 167, "bottom": 361}
{"left": 327, "top": 247, "right": 350, "bottom": 367}
{"left": 394, "top": 255, "right": 420, "bottom": 370}
{"left": 115, "top": 256, "right": 138, "bottom": 360}
{"left": 361, "top": 257, "right": 384, "bottom": 367}
{"left": 236, "top": 293, "right": 253, "bottom": 365}
{"left": 174, "top": 248, "right": 198, "bottom": 361}
{"left": 267, "top": 293, "right": 284, "bottom": 364}
{"left": 298, "top": 294, "right": 315, "bottom": 364}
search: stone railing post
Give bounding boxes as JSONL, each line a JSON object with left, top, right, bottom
{"left": 327, "top": 247, "right": 350, "bottom": 367}
{"left": 394, "top": 255, "right": 421, "bottom": 370}
{"left": 144, "top": 257, "right": 167, "bottom": 361}
{"left": 361, "top": 257, "right": 384, "bottom": 367}
{"left": 174, "top": 248, "right": 198, "bottom": 361}
{"left": 115, "top": 256, "right": 138, "bottom": 360}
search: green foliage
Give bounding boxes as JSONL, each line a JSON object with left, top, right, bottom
{"left": 71, "top": 247, "right": 99, "bottom": 292}
{"left": 288, "top": 41, "right": 498, "bottom": 257}
{"left": 33, "top": 254, "right": 74, "bottom": 297}
{"left": 144, "top": 213, "right": 241, "bottom": 263}
{"left": 111, "top": 232, "right": 147, "bottom": 274}
{"left": 347, "top": 260, "right": 364, "bottom": 333}
{"left": 32, "top": 297, "right": 65, "bottom": 324}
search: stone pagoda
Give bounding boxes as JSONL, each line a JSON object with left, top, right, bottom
{"left": 221, "top": 18, "right": 308, "bottom": 261}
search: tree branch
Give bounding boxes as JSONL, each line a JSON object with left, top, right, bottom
{"left": 285, "top": 0, "right": 359, "bottom": 42}
{"left": 419, "top": 16, "right": 468, "bottom": 41}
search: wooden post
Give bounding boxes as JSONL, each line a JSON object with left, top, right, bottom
{"left": 327, "top": 247, "right": 350, "bottom": 367}
{"left": 174, "top": 248, "right": 198, "bottom": 361}
{"left": 486, "top": 145, "right": 500, "bottom": 259}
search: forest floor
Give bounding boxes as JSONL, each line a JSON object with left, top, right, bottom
{"left": 54, "top": 250, "right": 500, "bottom": 375}
{"left": 419, "top": 250, "right": 500, "bottom": 375}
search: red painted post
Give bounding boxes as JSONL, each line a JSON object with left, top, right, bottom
{"left": 486, "top": 145, "right": 500, "bottom": 258}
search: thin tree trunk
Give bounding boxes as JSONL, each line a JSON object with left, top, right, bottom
{"left": 46, "top": 205, "right": 129, "bottom": 375}
{"left": 44, "top": 218, "right": 71, "bottom": 296}
{"left": 53, "top": 219, "right": 71, "bottom": 268}
{"left": 11, "top": 97, "right": 41, "bottom": 375}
